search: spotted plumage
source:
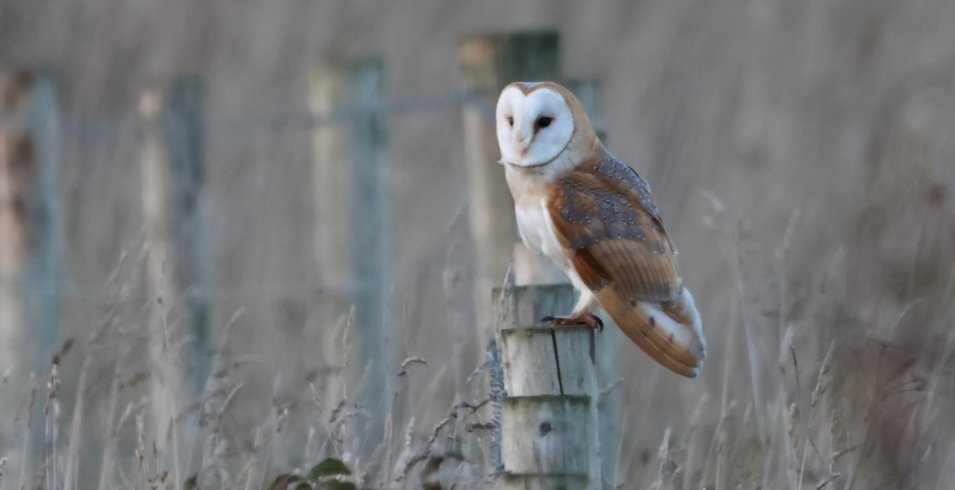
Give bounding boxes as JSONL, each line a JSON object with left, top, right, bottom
{"left": 548, "top": 152, "right": 682, "bottom": 303}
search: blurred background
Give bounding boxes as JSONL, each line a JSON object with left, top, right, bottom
{"left": 1, "top": 0, "right": 954, "bottom": 488}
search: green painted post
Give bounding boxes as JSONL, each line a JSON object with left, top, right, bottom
{"left": 28, "top": 74, "right": 64, "bottom": 378}
{"left": 162, "top": 77, "right": 211, "bottom": 390}
{"left": 140, "top": 77, "right": 211, "bottom": 394}
{"left": 138, "top": 77, "right": 210, "bottom": 485}
{"left": 310, "top": 59, "right": 390, "bottom": 458}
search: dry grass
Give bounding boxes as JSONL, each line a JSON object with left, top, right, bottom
{"left": 0, "top": 180, "right": 951, "bottom": 489}
{"left": 2, "top": 1, "right": 955, "bottom": 489}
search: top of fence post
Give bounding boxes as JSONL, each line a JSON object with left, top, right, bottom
{"left": 493, "top": 283, "right": 602, "bottom": 489}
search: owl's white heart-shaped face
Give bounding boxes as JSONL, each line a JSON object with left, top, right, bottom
{"left": 496, "top": 85, "right": 575, "bottom": 168}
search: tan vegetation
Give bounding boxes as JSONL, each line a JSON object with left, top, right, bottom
{"left": 1, "top": 0, "right": 954, "bottom": 488}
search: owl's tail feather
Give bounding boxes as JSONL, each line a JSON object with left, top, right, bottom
{"left": 595, "top": 286, "right": 706, "bottom": 377}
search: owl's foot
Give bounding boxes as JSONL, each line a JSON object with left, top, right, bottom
{"left": 541, "top": 313, "right": 604, "bottom": 332}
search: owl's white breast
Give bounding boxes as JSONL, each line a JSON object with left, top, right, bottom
{"left": 513, "top": 197, "right": 592, "bottom": 297}
{"left": 505, "top": 164, "right": 591, "bottom": 295}
{"left": 513, "top": 198, "right": 567, "bottom": 269}
{"left": 505, "top": 163, "right": 568, "bottom": 265}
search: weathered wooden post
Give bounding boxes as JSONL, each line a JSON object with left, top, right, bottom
{"left": 310, "top": 58, "right": 390, "bottom": 456}
{"left": 460, "top": 32, "right": 622, "bottom": 488}
{"left": 494, "top": 284, "right": 601, "bottom": 489}
{"left": 138, "top": 77, "right": 210, "bottom": 483}
{"left": 139, "top": 77, "right": 211, "bottom": 391}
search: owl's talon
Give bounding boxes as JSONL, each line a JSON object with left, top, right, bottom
{"left": 541, "top": 313, "right": 604, "bottom": 331}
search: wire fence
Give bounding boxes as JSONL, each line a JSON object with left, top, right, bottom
{"left": 0, "top": 90, "right": 496, "bottom": 136}
{"left": 0, "top": 88, "right": 497, "bottom": 305}
{"left": 0, "top": 79, "right": 592, "bottom": 306}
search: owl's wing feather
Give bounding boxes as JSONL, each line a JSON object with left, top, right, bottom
{"left": 548, "top": 153, "right": 705, "bottom": 376}
{"left": 548, "top": 154, "right": 682, "bottom": 301}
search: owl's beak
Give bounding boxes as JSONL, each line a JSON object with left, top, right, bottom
{"left": 517, "top": 128, "right": 534, "bottom": 153}
{"left": 516, "top": 140, "right": 531, "bottom": 157}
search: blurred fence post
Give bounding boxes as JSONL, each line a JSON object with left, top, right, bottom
{"left": 27, "top": 74, "right": 64, "bottom": 378}
{"left": 138, "top": 76, "right": 210, "bottom": 477}
{"left": 494, "top": 284, "right": 601, "bottom": 489}
{"left": 0, "top": 70, "right": 64, "bottom": 475}
{"left": 310, "top": 59, "right": 390, "bottom": 457}
{"left": 139, "top": 77, "right": 211, "bottom": 388}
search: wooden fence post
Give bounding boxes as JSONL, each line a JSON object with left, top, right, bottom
{"left": 138, "top": 77, "right": 209, "bottom": 481}
{"left": 310, "top": 58, "right": 390, "bottom": 456}
{"left": 139, "top": 77, "right": 211, "bottom": 390}
{"left": 0, "top": 70, "right": 64, "bottom": 469}
{"left": 494, "top": 284, "right": 601, "bottom": 489}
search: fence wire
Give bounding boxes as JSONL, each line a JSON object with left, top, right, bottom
{"left": 0, "top": 89, "right": 493, "bottom": 305}
{"left": 0, "top": 90, "right": 496, "bottom": 136}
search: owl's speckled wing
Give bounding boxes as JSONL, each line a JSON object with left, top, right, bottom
{"left": 547, "top": 152, "right": 683, "bottom": 303}
{"left": 546, "top": 151, "right": 703, "bottom": 375}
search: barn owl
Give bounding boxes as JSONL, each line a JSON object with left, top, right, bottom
{"left": 496, "top": 81, "right": 706, "bottom": 377}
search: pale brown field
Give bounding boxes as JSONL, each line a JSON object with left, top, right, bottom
{"left": 1, "top": 1, "right": 954, "bottom": 489}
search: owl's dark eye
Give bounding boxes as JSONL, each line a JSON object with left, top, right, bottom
{"left": 506, "top": 116, "right": 514, "bottom": 127}
{"left": 535, "top": 116, "right": 553, "bottom": 130}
